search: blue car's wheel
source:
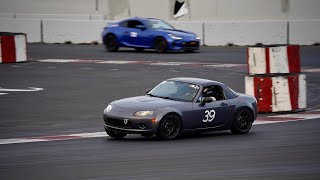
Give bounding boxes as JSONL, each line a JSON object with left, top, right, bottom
{"left": 157, "top": 114, "right": 181, "bottom": 140}
{"left": 230, "top": 109, "right": 253, "bottom": 134}
{"left": 154, "top": 37, "right": 167, "bottom": 53}
{"left": 105, "top": 34, "right": 119, "bottom": 52}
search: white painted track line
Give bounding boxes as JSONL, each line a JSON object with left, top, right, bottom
{"left": 1, "top": 111, "right": 319, "bottom": 145}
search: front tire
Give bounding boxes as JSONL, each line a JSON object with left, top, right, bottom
{"left": 154, "top": 37, "right": 167, "bottom": 53}
{"left": 104, "top": 35, "right": 119, "bottom": 52}
{"left": 230, "top": 109, "right": 253, "bottom": 134}
{"left": 105, "top": 128, "right": 127, "bottom": 139}
{"left": 157, "top": 114, "right": 181, "bottom": 140}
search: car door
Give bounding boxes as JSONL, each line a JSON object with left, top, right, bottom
{"left": 201, "top": 99, "right": 232, "bottom": 128}
{"left": 126, "top": 20, "right": 145, "bottom": 47}
{"left": 193, "top": 85, "right": 232, "bottom": 129}
{"left": 135, "top": 28, "right": 154, "bottom": 48}
{"left": 116, "top": 20, "right": 131, "bottom": 45}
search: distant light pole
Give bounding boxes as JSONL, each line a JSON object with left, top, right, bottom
{"left": 95, "top": 0, "right": 99, "bottom": 13}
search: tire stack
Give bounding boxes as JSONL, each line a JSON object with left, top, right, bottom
{"left": 0, "top": 32, "right": 27, "bottom": 63}
{"left": 245, "top": 45, "right": 306, "bottom": 113}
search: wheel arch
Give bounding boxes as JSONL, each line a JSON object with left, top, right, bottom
{"left": 234, "top": 106, "right": 254, "bottom": 118}
{"left": 103, "top": 33, "right": 117, "bottom": 44}
{"left": 153, "top": 36, "right": 166, "bottom": 48}
{"left": 156, "top": 109, "right": 183, "bottom": 130}
{"left": 227, "top": 105, "right": 254, "bottom": 129}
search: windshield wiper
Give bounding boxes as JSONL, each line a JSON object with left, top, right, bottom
{"left": 147, "top": 93, "right": 160, "bottom": 98}
{"left": 161, "top": 96, "right": 176, "bottom": 101}
{"left": 148, "top": 94, "right": 175, "bottom": 100}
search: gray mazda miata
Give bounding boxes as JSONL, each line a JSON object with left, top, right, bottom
{"left": 103, "top": 77, "right": 258, "bottom": 140}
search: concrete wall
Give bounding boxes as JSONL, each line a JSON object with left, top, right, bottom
{"left": 0, "top": 18, "right": 41, "bottom": 42}
{"left": 1, "top": 0, "right": 320, "bottom": 20}
{"left": 289, "top": 20, "right": 320, "bottom": 45}
{"left": 2, "top": 18, "right": 320, "bottom": 45}
{"left": 0, "top": 0, "right": 99, "bottom": 14}
{"left": 0, "top": 0, "right": 319, "bottom": 45}
{"left": 42, "top": 20, "right": 108, "bottom": 44}
{"left": 204, "top": 21, "right": 287, "bottom": 46}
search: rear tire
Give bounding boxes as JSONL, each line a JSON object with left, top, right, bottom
{"left": 104, "top": 34, "right": 119, "bottom": 52}
{"left": 154, "top": 37, "right": 167, "bottom": 53}
{"left": 230, "top": 109, "right": 253, "bottom": 134}
{"left": 105, "top": 128, "right": 127, "bottom": 139}
{"left": 157, "top": 114, "right": 181, "bottom": 140}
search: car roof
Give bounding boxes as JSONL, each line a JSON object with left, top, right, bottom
{"left": 167, "top": 77, "right": 225, "bottom": 87}
{"left": 119, "top": 17, "right": 161, "bottom": 22}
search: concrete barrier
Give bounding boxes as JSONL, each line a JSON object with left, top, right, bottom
{"left": 245, "top": 44, "right": 306, "bottom": 113}
{"left": 170, "top": 21, "right": 204, "bottom": 45}
{"left": 245, "top": 74, "right": 306, "bottom": 112}
{"left": 0, "top": 32, "right": 27, "bottom": 63}
{"left": 1, "top": 18, "right": 317, "bottom": 45}
{"left": 43, "top": 20, "right": 110, "bottom": 44}
{"left": 289, "top": 20, "right": 320, "bottom": 45}
{"left": 0, "top": 13, "right": 15, "bottom": 18}
{"left": 247, "top": 45, "right": 300, "bottom": 75}
{"left": 204, "top": 21, "right": 287, "bottom": 46}
{"left": 15, "top": 14, "right": 91, "bottom": 20}
{"left": 0, "top": 18, "right": 41, "bottom": 42}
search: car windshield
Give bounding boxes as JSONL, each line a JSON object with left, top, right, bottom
{"left": 148, "top": 80, "right": 200, "bottom": 102}
{"left": 145, "top": 19, "right": 174, "bottom": 30}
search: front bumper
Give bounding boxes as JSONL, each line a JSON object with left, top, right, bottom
{"left": 103, "top": 114, "right": 159, "bottom": 134}
{"left": 168, "top": 40, "right": 200, "bottom": 51}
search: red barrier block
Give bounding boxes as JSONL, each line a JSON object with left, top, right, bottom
{"left": 245, "top": 74, "right": 306, "bottom": 113}
{"left": 0, "top": 32, "right": 27, "bottom": 63}
{"left": 247, "top": 45, "right": 300, "bottom": 75}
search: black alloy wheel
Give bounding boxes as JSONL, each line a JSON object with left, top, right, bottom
{"left": 105, "top": 128, "right": 127, "bottom": 139}
{"left": 157, "top": 114, "right": 181, "bottom": 140}
{"left": 230, "top": 109, "right": 253, "bottom": 134}
{"left": 105, "top": 35, "right": 119, "bottom": 52}
{"left": 154, "top": 37, "right": 167, "bottom": 53}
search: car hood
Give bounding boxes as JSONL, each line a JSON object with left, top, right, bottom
{"left": 158, "top": 29, "right": 196, "bottom": 38}
{"left": 113, "top": 95, "right": 183, "bottom": 110}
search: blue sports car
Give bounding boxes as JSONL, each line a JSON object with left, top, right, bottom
{"left": 101, "top": 17, "right": 200, "bottom": 53}
{"left": 103, "top": 77, "right": 258, "bottom": 140}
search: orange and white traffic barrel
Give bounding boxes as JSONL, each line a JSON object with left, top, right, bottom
{"left": 0, "top": 32, "right": 27, "bottom": 63}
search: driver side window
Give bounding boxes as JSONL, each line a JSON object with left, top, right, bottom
{"left": 199, "top": 85, "right": 225, "bottom": 102}
{"left": 127, "top": 20, "right": 143, "bottom": 29}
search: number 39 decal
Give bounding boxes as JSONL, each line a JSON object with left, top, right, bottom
{"left": 203, "top": 109, "right": 216, "bottom": 122}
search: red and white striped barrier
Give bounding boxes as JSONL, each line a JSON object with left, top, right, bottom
{"left": 247, "top": 45, "right": 300, "bottom": 75}
{"left": 0, "top": 32, "right": 27, "bottom": 63}
{"left": 245, "top": 74, "right": 306, "bottom": 113}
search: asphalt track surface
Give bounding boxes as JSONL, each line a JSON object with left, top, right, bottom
{"left": 1, "top": 44, "right": 320, "bottom": 179}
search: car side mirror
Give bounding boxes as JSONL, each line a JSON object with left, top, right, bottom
{"left": 136, "top": 25, "right": 147, "bottom": 30}
{"left": 201, "top": 97, "right": 214, "bottom": 105}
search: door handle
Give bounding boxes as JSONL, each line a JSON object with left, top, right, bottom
{"left": 220, "top": 102, "right": 228, "bottom": 106}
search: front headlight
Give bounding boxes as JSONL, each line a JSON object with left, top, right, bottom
{"left": 196, "top": 36, "right": 201, "bottom": 40}
{"left": 134, "top": 111, "right": 154, "bottom": 116}
{"left": 104, "top": 104, "right": 112, "bottom": 113}
{"left": 168, "top": 34, "right": 183, "bottom": 40}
